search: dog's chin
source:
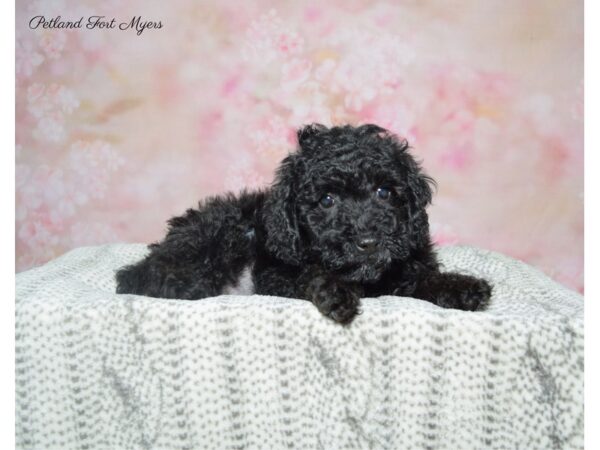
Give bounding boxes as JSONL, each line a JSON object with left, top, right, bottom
{"left": 329, "top": 252, "right": 392, "bottom": 283}
{"left": 337, "top": 264, "right": 385, "bottom": 283}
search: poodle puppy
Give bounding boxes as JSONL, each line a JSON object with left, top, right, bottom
{"left": 116, "top": 124, "right": 492, "bottom": 324}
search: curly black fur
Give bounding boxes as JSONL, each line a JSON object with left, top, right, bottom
{"left": 116, "top": 124, "right": 492, "bottom": 324}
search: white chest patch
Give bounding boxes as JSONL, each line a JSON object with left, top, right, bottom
{"left": 222, "top": 265, "right": 255, "bottom": 296}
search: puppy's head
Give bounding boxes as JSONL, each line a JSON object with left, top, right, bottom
{"left": 263, "top": 124, "right": 435, "bottom": 283}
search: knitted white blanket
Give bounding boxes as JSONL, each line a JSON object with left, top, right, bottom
{"left": 16, "top": 244, "right": 583, "bottom": 450}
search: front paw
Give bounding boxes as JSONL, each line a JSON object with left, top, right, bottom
{"left": 436, "top": 275, "right": 492, "bottom": 311}
{"left": 305, "top": 276, "right": 362, "bottom": 325}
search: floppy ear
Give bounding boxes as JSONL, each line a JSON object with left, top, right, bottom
{"left": 405, "top": 155, "right": 435, "bottom": 211}
{"left": 263, "top": 154, "right": 302, "bottom": 265}
{"left": 393, "top": 141, "right": 435, "bottom": 211}
{"left": 394, "top": 143, "right": 436, "bottom": 248}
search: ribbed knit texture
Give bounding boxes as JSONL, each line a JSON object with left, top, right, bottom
{"left": 16, "top": 244, "right": 583, "bottom": 449}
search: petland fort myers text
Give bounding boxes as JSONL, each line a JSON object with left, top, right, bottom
{"left": 29, "top": 16, "right": 162, "bottom": 36}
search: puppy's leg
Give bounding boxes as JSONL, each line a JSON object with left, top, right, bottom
{"left": 299, "top": 267, "right": 364, "bottom": 325}
{"left": 409, "top": 271, "right": 492, "bottom": 311}
{"left": 253, "top": 262, "right": 363, "bottom": 325}
{"left": 116, "top": 191, "right": 264, "bottom": 299}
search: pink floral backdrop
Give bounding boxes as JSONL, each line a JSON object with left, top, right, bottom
{"left": 15, "top": 0, "right": 583, "bottom": 292}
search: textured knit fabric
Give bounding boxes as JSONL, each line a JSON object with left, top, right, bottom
{"left": 16, "top": 244, "right": 583, "bottom": 450}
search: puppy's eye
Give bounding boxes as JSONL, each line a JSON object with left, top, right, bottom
{"left": 319, "top": 194, "right": 335, "bottom": 208}
{"left": 376, "top": 187, "right": 392, "bottom": 200}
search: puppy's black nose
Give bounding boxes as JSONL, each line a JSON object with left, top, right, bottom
{"left": 356, "top": 237, "right": 378, "bottom": 253}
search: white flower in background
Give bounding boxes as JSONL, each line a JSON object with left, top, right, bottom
{"left": 314, "top": 59, "right": 337, "bottom": 85}
{"left": 56, "top": 86, "right": 80, "bottom": 113}
{"left": 96, "top": 142, "right": 125, "bottom": 172}
{"left": 46, "top": 180, "right": 89, "bottom": 223}
{"left": 16, "top": 165, "right": 61, "bottom": 222}
{"left": 28, "top": 83, "right": 79, "bottom": 116}
{"left": 320, "top": 31, "right": 415, "bottom": 111}
{"left": 518, "top": 93, "right": 555, "bottom": 135}
{"left": 27, "top": 84, "right": 53, "bottom": 118}
{"left": 27, "top": 83, "right": 80, "bottom": 143}
{"left": 26, "top": 82, "right": 45, "bottom": 102}
{"left": 16, "top": 38, "right": 44, "bottom": 78}
{"left": 249, "top": 116, "right": 293, "bottom": 159}
{"left": 33, "top": 113, "right": 66, "bottom": 142}
{"left": 39, "top": 168, "right": 67, "bottom": 205}
{"left": 68, "top": 140, "right": 124, "bottom": 174}
{"left": 242, "top": 9, "right": 304, "bottom": 63}
{"left": 18, "top": 220, "right": 60, "bottom": 249}
{"left": 276, "top": 81, "right": 332, "bottom": 125}
{"left": 280, "top": 58, "right": 312, "bottom": 91}
{"left": 39, "top": 31, "right": 67, "bottom": 59}
{"left": 66, "top": 140, "right": 124, "bottom": 200}
{"left": 16, "top": 139, "right": 125, "bottom": 256}
{"left": 223, "top": 152, "right": 269, "bottom": 191}
{"left": 224, "top": 167, "right": 269, "bottom": 192}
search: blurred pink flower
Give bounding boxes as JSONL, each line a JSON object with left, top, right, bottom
{"left": 243, "top": 10, "right": 304, "bottom": 63}
{"left": 221, "top": 73, "right": 242, "bottom": 97}
{"left": 26, "top": 83, "right": 45, "bottom": 103}
{"left": 18, "top": 220, "right": 60, "bottom": 249}
{"left": 320, "top": 31, "right": 414, "bottom": 110}
{"left": 249, "top": 117, "right": 295, "bottom": 160}
{"left": 281, "top": 58, "right": 312, "bottom": 90}
{"left": 67, "top": 140, "right": 124, "bottom": 198}
{"left": 288, "top": 88, "right": 332, "bottom": 124}
{"left": 304, "top": 6, "right": 322, "bottom": 22}
{"left": 39, "top": 31, "right": 67, "bottom": 59}
{"left": 224, "top": 166, "right": 270, "bottom": 192}
{"left": 277, "top": 31, "right": 303, "bottom": 55}
{"left": 439, "top": 145, "right": 471, "bottom": 170}
{"left": 27, "top": 83, "right": 79, "bottom": 142}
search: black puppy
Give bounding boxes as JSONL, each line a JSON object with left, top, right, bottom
{"left": 116, "top": 124, "right": 491, "bottom": 324}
